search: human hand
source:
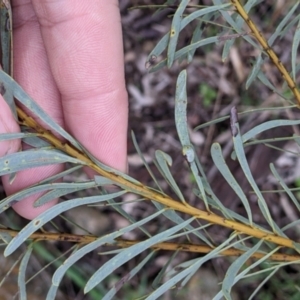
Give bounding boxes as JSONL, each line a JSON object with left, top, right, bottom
{"left": 0, "top": 0, "right": 128, "bottom": 219}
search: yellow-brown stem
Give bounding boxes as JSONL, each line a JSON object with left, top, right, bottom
{"left": 1, "top": 228, "right": 299, "bottom": 262}
{"left": 230, "top": 0, "right": 300, "bottom": 105}
{"left": 16, "top": 106, "right": 300, "bottom": 252}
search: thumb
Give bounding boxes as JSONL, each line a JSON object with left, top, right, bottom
{"left": 0, "top": 97, "right": 20, "bottom": 156}
{"left": 0, "top": 99, "right": 62, "bottom": 220}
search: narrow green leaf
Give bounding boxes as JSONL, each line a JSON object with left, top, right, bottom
{"left": 167, "top": 257, "right": 199, "bottom": 278}
{"left": 103, "top": 252, "right": 156, "bottom": 300}
{"left": 211, "top": 142, "right": 252, "bottom": 224}
{"left": 147, "top": 234, "right": 238, "bottom": 300}
{"left": 34, "top": 181, "right": 104, "bottom": 207}
{"left": 232, "top": 124, "right": 275, "bottom": 231}
{"left": 293, "top": 241, "right": 300, "bottom": 254}
{"left": 18, "top": 244, "right": 34, "bottom": 300}
{"left": 34, "top": 243, "right": 103, "bottom": 300}
{"left": 222, "top": 0, "right": 257, "bottom": 61}
{"left": 167, "top": 0, "right": 189, "bottom": 67}
{"left": 0, "top": 231, "right": 13, "bottom": 243}
{"left": 270, "top": 163, "right": 300, "bottom": 212}
{"left": 175, "top": 70, "right": 190, "bottom": 146}
{"left": 152, "top": 250, "right": 178, "bottom": 289}
{"left": 146, "top": 34, "right": 169, "bottom": 66}
{"left": 195, "top": 105, "right": 295, "bottom": 131}
{"left": 4, "top": 191, "right": 126, "bottom": 256}
{"left": 155, "top": 150, "right": 185, "bottom": 202}
{"left": 0, "top": 0, "right": 12, "bottom": 76}
{"left": 0, "top": 181, "right": 97, "bottom": 213}
{"left": 292, "top": 18, "right": 300, "bottom": 81}
{"left": 181, "top": 3, "right": 230, "bottom": 33}
{"left": 175, "top": 71, "right": 212, "bottom": 210}
{"left": 182, "top": 236, "right": 252, "bottom": 291}
{"left": 214, "top": 244, "right": 278, "bottom": 300}
{"left": 212, "top": 0, "right": 259, "bottom": 49}
{"left": 187, "top": 20, "right": 203, "bottom": 63}
{"left": 84, "top": 217, "right": 195, "bottom": 293}
{"left": 189, "top": 157, "right": 210, "bottom": 210}
{"left": 194, "top": 115, "right": 229, "bottom": 130}
{"left": 147, "top": 4, "right": 230, "bottom": 70}
{"left": 257, "top": 70, "right": 286, "bottom": 99}
{"left": 282, "top": 219, "right": 300, "bottom": 231}
{"left": 193, "top": 185, "right": 232, "bottom": 220}
{"left": 175, "top": 71, "right": 211, "bottom": 209}
{"left": 0, "top": 253, "right": 23, "bottom": 289}
{"left": 0, "top": 149, "right": 86, "bottom": 176}
{"left": 93, "top": 176, "right": 115, "bottom": 186}
{"left": 87, "top": 149, "right": 142, "bottom": 187}
{"left": 0, "top": 0, "right": 15, "bottom": 118}
{"left": 152, "top": 0, "right": 177, "bottom": 17}
{"left": 279, "top": 14, "right": 300, "bottom": 39}
{"left": 131, "top": 131, "right": 162, "bottom": 191}
{"left": 22, "top": 135, "right": 50, "bottom": 148}
{"left": 0, "top": 132, "right": 38, "bottom": 141}
{"left": 40, "top": 165, "right": 83, "bottom": 184}
{"left": 242, "top": 119, "right": 300, "bottom": 143}
{"left": 248, "top": 267, "right": 279, "bottom": 300}
{"left": 45, "top": 286, "right": 59, "bottom": 300}
{"left": 152, "top": 201, "right": 214, "bottom": 247}
{"left": 222, "top": 37, "right": 233, "bottom": 63}
{"left": 50, "top": 210, "right": 164, "bottom": 291}
{"left": 246, "top": 55, "right": 263, "bottom": 89}
{"left": 150, "top": 36, "right": 220, "bottom": 72}
{"left": 107, "top": 197, "right": 152, "bottom": 238}
{"left": 222, "top": 240, "right": 263, "bottom": 300}
{"left": 294, "top": 134, "right": 300, "bottom": 147}
{"left": 0, "top": 70, "right": 82, "bottom": 150}
{"left": 268, "top": 2, "right": 299, "bottom": 47}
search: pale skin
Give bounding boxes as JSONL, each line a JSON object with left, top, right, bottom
{"left": 0, "top": 0, "right": 128, "bottom": 219}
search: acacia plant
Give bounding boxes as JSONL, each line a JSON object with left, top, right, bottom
{"left": 1, "top": 1, "right": 300, "bottom": 299}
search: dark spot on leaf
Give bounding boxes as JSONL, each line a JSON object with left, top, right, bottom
{"left": 115, "top": 273, "right": 130, "bottom": 290}
{"left": 0, "top": 83, "right": 6, "bottom": 96}
{"left": 5, "top": 15, "right": 10, "bottom": 31}
{"left": 34, "top": 220, "right": 41, "bottom": 226}
{"left": 8, "top": 200, "right": 18, "bottom": 207}
{"left": 145, "top": 55, "right": 157, "bottom": 69}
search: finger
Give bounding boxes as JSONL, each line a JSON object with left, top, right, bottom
{"left": 32, "top": 0, "right": 128, "bottom": 172}
{"left": 0, "top": 97, "right": 20, "bottom": 157}
{"left": 3, "top": 0, "right": 65, "bottom": 219}
{"left": 12, "top": 0, "right": 64, "bottom": 125}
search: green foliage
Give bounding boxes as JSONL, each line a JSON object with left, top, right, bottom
{"left": 199, "top": 83, "right": 217, "bottom": 107}
{"left": 1, "top": 1, "right": 300, "bottom": 299}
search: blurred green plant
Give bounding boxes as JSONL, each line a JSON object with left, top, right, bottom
{"left": 1, "top": 1, "right": 300, "bottom": 299}
{"left": 199, "top": 83, "right": 217, "bottom": 107}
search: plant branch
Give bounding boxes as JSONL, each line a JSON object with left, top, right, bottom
{"left": 1, "top": 227, "right": 299, "bottom": 262}
{"left": 230, "top": 0, "right": 300, "bottom": 106}
{"left": 16, "top": 107, "right": 300, "bottom": 252}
